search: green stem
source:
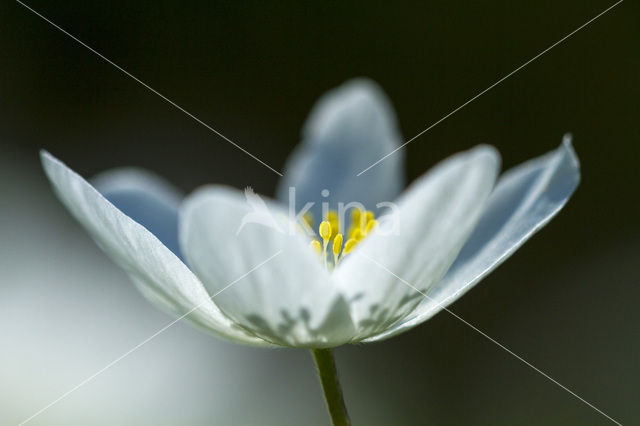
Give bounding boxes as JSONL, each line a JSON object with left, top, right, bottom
{"left": 311, "top": 348, "right": 351, "bottom": 426}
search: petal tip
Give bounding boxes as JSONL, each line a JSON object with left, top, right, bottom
{"left": 470, "top": 144, "right": 502, "bottom": 176}
{"left": 39, "top": 150, "right": 65, "bottom": 179}
{"left": 39, "top": 149, "right": 54, "bottom": 165}
{"left": 303, "top": 77, "right": 397, "bottom": 140}
{"left": 561, "top": 133, "right": 580, "bottom": 174}
{"left": 337, "top": 77, "right": 385, "bottom": 99}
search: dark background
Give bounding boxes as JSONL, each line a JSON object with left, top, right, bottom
{"left": 1, "top": 1, "right": 638, "bottom": 425}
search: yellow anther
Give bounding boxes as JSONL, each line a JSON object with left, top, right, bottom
{"left": 365, "top": 219, "right": 378, "bottom": 235}
{"left": 325, "top": 210, "right": 339, "bottom": 238}
{"left": 332, "top": 234, "right": 343, "bottom": 256}
{"left": 309, "top": 239, "right": 322, "bottom": 255}
{"left": 303, "top": 212, "right": 314, "bottom": 229}
{"left": 365, "top": 210, "right": 375, "bottom": 225}
{"left": 352, "top": 228, "right": 364, "bottom": 241}
{"left": 343, "top": 238, "right": 358, "bottom": 254}
{"left": 319, "top": 221, "right": 332, "bottom": 241}
{"left": 330, "top": 220, "right": 339, "bottom": 236}
{"left": 332, "top": 233, "right": 343, "bottom": 266}
{"left": 351, "top": 209, "right": 362, "bottom": 226}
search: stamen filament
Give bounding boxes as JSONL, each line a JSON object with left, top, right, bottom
{"left": 332, "top": 234, "right": 343, "bottom": 266}
{"left": 319, "top": 221, "right": 332, "bottom": 269}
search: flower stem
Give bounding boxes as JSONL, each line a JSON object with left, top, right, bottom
{"left": 311, "top": 348, "right": 351, "bottom": 426}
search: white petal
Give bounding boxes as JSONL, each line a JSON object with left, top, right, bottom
{"left": 334, "top": 146, "right": 500, "bottom": 340}
{"left": 366, "top": 137, "right": 580, "bottom": 342}
{"left": 180, "top": 186, "right": 356, "bottom": 348}
{"left": 276, "top": 78, "right": 405, "bottom": 221}
{"left": 40, "top": 151, "right": 271, "bottom": 347}
{"left": 92, "top": 167, "right": 184, "bottom": 259}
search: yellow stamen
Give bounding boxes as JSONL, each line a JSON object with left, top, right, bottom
{"left": 330, "top": 220, "right": 339, "bottom": 238}
{"left": 326, "top": 210, "right": 339, "bottom": 238}
{"left": 352, "top": 228, "right": 364, "bottom": 241}
{"left": 319, "top": 221, "right": 332, "bottom": 268}
{"left": 365, "top": 219, "right": 378, "bottom": 235}
{"left": 346, "top": 225, "right": 356, "bottom": 239}
{"left": 319, "top": 221, "right": 332, "bottom": 241}
{"left": 332, "top": 233, "right": 343, "bottom": 256}
{"left": 365, "top": 210, "right": 374, "bottom": 223}
{"left": 332, "top": 233, "right": 343, "bottom": 265}
{"left": 303, "top": 212, "right": 314, "bottom": 229}
{"left": 351, "top": 209, "right": 361, "bottom": 225}
{"left": 343, "top": 238, "right": 358, "bottom": 255}
{"left": 309, "top": 240, "right": 322, "bottom": 255}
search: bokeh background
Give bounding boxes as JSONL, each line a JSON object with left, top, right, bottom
{"left": 1, "top": 1, "right": 638, "bottom": 424}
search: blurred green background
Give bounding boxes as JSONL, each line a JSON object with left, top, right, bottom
{"left": 1, "top": 0, "right": 638, "bottom": 424}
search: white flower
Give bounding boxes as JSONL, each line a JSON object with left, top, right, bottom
{"left": 41, "top": 79, "right": 580, "bottom": 348}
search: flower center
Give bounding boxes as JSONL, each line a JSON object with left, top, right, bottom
{"left": 307, "top": 209, "right": 378, "bottom": 269}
